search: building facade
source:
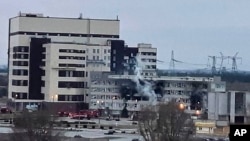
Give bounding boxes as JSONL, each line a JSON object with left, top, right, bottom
{"left": 208, "top": 90, "right": 250, "bottom": 125}
{"left": 90, "top": 73, "right": 226, "bottom": 117}
{"left": 8, "top": 13, "right": 119, "bottom": 111}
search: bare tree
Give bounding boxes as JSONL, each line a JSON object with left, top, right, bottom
{"left": 138, "top": 106, "right": 158, "bottom": 141}
{"left": 10, "top": 110, "right": 61, "bottom": 141}
{"left": 138, "top": 101, "right": 194, "bottom": 141}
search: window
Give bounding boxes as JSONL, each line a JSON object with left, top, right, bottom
{"left": 58, "top": 81, "right": 85, "bottom": 88}
{"left": 12, "top": 69, "right": 28, "bottom": 76}
{"left": 93, "top": 56, "right": 95, "bottom": 60}
{"left": 97, "top": 56, "right": 99, "bottom": 60}
{"left": 13, "top": 46, "right": 29, "bottom": 52}
{"left": 13, "top": 61, "right": 28, "bottom": 66}
{"left": 13, "top": 54, "right": 29, "bottom": 59}
{"left": 104, "top": 56, "right": 106, "bottom": 60}
{"left": 93, "top": 49, "right": 96, "bottom": 53}
{"left": 12, "top": 80, "right": 28, "bottom": 86}
{"left": 97, "top": 49, "right": 99, "bottom": 53}
{"left": 104, "top": 49, "right": 106, "bottom": 54}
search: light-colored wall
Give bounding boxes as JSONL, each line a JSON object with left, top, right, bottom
{"left": 11, "top": 16, "right": 119, "bottom": 36}
{"left": 42, "top": 43, "right": 87, "bottom": 102}
{"left": 8, "top": 14, "right": 120, "bottom": 104}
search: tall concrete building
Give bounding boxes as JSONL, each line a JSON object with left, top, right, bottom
{"left": 208, "top": 82, "right": 250, "bottom": 125}
{"left": 8, "top": 13, "right": 119, "bottom": 111}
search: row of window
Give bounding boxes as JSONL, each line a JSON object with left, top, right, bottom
{"left": 59, "top": 49, "right": 85, "bottom": 53}
{"left": 12, "top": 69, "right": 28, "bottom": 76}
{"left": 165, "top": 90, "right": 192, "bottom": 95}
{"left": 87, "top": 63, "right": 110, "bottom": 67}
{"left": 140, "top": 52, "right": 156, "bottom": 56}
{"left": 58, "top": 70, "right": 85, "bottom": 77}
{"left": 13, "top": 46, "right": 29, "bottom": 52}
{"left": 144, "top": 65, "right": 156, "bottom": 69}
{"left": 10, "top": 31, "right": 119, "bottom": 38}
{"left": 59, "top": 56, "right": 85, "bottom": 60}
{"left": 13, "top": 61, "right": 28, "bottom": 66}
{"left": 86, "top": 55, "right": 110, "bottom": 61}
{"left": 91, "top": 80, "right": 118, "bottom": 85}
{"left": 12, "top": 92, "right": 28, "bottom": 99}
{"left": 12, "top": 80, "right": 28, "bottom": 86}
{"left": 58, "top": 95, "right": 84, "bottom": 101}
{"left": 58, "top": 81, "right": 86, "bottom": 88}
{"left": 13, "top": 53, "right": 29, "bottom": 59}
{"left": 91, "top": 95, "right": 121, "bottom": 100}
{"left": 91, "top": 49, "right": 111, "bottom": 54}
{"left": 141, "top": 59, "right": 157, "bottom": 62}
{"left": 59, "top": 64, "right": 85, "bottom": 68}
{"left": 91, "top": 88, "right": 119, "bottom": 93}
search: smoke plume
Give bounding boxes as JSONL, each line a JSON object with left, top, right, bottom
{"left": 132, "top": 55, "right": 157, "bottom": 105}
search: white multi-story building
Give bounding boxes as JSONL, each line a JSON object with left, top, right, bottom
{"left": 8, "top": 13, "right": 119, "bottom": 111}
{"left": 138, "top": 43, "right": 157, "bottom": 76}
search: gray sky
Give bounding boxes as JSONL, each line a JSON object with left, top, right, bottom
{"left": 1, "top": 0, "right": 250, "bottom": 71}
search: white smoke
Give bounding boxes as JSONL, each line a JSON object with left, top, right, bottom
{"left": 132, "top": 55, "right": 157, "bottom": 105}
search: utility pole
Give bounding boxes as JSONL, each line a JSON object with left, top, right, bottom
{"left": 208, "top": 56, "right": 217, "bottom": 74}
{"left": 169, "top": 50, "right": 175, "bottom": 74}
{"left": 218, "top": 52, "right": 228, "bottom": 73}
{"left": 228, "top": 52, "right": 242, "bottom": 72}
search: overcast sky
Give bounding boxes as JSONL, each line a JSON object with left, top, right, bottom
{"left": 1, "top": 0, "right": 250, "bottom": 71}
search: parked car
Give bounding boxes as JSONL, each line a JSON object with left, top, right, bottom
{"left": 104, "top": 130, "right": 115, "bottom": 135}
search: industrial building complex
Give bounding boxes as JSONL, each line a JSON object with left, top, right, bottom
{"left": 6, "top": 13, "right": 250, "bottom": 135}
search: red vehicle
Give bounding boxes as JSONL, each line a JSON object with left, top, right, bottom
{"left": 79, "top": 110, "right": 99, "bottom": 118}
{"left": 58, "top": 111, "right": 69, "bottom": 117}
{"left": 0, "top": 107, "right": 12, "bottom": 114}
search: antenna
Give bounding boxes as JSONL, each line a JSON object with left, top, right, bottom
{"left": 79, "top": 13, "right": 83, "bottom": 19}
{"left": 228, "top": 52, "right": 242, "bottom": 72}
